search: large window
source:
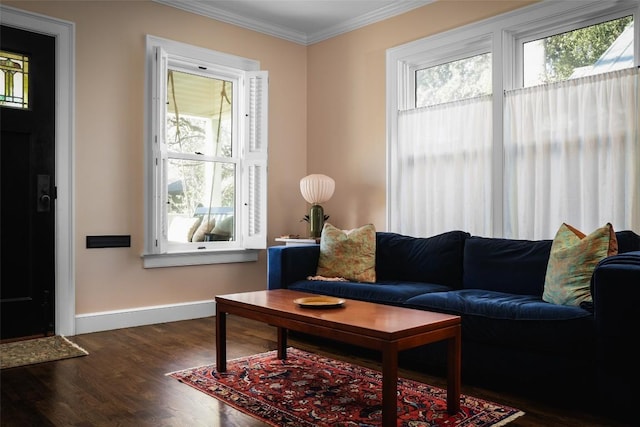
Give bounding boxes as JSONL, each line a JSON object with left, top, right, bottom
{"left": 143, "top": 36, "right": 268, "bottom": 267}
{"left": 387, "top": 0, "right": 639, "bottom": 240}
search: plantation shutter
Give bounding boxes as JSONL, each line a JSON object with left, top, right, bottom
{"left": 242, "top": 71, "right": 269, "bottom": 249}
{"left": 152, "top": 46, "right": 169, "bottom": 253}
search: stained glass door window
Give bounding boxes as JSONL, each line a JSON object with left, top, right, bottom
{"left": 0, "top": 50, "right": 29, "bottom": 109}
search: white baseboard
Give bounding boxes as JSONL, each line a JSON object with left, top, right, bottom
{"left": 74, "top": 299, "right": 216, "bottom": 335}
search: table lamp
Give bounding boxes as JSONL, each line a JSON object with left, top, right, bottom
{"left": 300, "top": 174, "right": 335, "bottom": 238}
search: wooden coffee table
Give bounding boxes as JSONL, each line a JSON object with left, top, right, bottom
{"left": 215, "top": 289, "right": 461, "bottom": 427}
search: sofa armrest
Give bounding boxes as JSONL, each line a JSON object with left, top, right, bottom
{"left": 592, "top": 251, "right": 640, "bottom": 322}
{"left": 267, "top": 245, "right": 320, "bottom": 290}
{"left": 592, "top": 250, "right": 640, "bottom": 405}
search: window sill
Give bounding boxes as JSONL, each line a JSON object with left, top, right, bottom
{"left": 141, "top": 249, "right": 259, "bottom": 268}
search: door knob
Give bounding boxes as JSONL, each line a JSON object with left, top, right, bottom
{"left": 37, "top": 174, "right": 51, "bottom": 212}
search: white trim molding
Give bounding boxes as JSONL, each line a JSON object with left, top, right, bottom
{"left": 75, "top": 300, "right": 216, "bottom": 334}
{"left": 153, "top": 0, "right": 434, "bottom": 45}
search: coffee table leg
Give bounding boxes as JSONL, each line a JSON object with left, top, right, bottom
{"left": 381, "top": 345, "right": 398, "bottom": 427}
{"left": 215, "top": 305, "right": 227, "bottom": 372}
{"left": 277, "top": 327, "right": 287, "bottom": 359}
{"left": 447, "top": 327, "right": 462, "bottom": 415}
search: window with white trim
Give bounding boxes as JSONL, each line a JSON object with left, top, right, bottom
{"left": 387, "top": 0, "right": 639, "bottom": 240}
{"left": 143, "top": 36, "right": 268, "bottom": 268}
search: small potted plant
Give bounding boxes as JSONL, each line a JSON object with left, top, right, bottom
{"left": 300, "top": 212, "right": 330, "bottom": 238}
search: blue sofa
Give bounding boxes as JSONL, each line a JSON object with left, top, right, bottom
{"left": 267, "top": 230, "right": 640, "bottom": 415}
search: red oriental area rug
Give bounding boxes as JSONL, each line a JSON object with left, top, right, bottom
{"left": 168, "top": 348, "right": 524, "bottom": 427}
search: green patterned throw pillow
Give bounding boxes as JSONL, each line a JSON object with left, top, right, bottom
{"left": 316, "top": 223, "right": 376, "bottom": 283}
{"left": 542, "top": 223, "right": 618, "bottom": 306}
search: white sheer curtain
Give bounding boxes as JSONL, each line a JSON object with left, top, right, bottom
{"left": 392, "top": 95, "right": 492, "bottom": 237}
{"left": 504, "top": 68, "right": 639, "bottom": 240}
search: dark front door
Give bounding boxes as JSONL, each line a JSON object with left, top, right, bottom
{"left": 1, "top": 25, "right": 56, "bottom": 340}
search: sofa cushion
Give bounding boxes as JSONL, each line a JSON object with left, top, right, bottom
{"left": 375, "top": 230, "right": 470, "bottom": 288}
{"left": 404, "top": 289, "right": 592, "bottom": 321}
{"left": 615, "top": 230, "right": 640, "bottom": 253}
{"left": 543, "top": 223, "right": 617, "bottom": 307}
{"left": 288, "top": 280, "right": 451, "bottom": 306}
{"left": 404, "top": 289, "right": 593, "bottom": 354}
{"left": 316, "top": 223, "right": 377, "bottom": 282}
{"left": 463, "top": 236, "right": 551, "bottom": 296}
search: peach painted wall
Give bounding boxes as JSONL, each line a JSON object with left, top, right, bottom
{"left": 3, "top": 0, "right": 535, "bottom": 317}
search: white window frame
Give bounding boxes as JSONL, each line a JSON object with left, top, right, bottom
{"left": 143, "top": 35, "right": 268, "bottom": 268}
{"left": 386, "top": 0, "right": 640, "bottom": 237}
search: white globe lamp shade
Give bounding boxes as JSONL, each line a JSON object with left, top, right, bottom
{"left": 299, "top": 174, "right": 335, "bottom": 205}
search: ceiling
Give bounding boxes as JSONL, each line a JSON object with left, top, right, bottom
{"left": 153, "top": 0, "right": 434, "bottom": 45}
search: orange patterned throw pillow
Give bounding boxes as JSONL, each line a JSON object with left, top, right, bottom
{"left": 316, "top": 223, "right": 376, "bottom": 283}
{"left": 543, "top": 223, "right": 618, "bottom": 306}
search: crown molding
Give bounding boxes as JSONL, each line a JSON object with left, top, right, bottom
{"left": 153, "top": 0, "right": 433, "bottom": 45}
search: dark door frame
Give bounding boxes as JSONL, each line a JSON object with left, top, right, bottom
{"left": 1, "top": 5, "right": 75, "bottom": 336}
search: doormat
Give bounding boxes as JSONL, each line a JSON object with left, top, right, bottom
{"left": 1, "top": 335, "right": 88, "bottom": 369}
{"left": 168, "top": 347, "right": 524, "bottom": 427}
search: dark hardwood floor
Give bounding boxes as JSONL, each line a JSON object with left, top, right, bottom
{"left": 0, "top": 316, "right": 632, "bottom": 426}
